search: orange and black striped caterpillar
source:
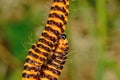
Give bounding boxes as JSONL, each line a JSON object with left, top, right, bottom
{"left": 22, "top": 34, "right": 69, "bottom": 80}
{"left": 22, "top": 0, "right": 69, "bottom": 80}
{"left": 39, "top": 34, "right": 69, "bottom": 80}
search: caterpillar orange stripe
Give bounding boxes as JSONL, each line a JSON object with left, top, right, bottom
{"left": 39, "top": 34, "right": 69, "bottom": 80}
{"left": 22, "top": 0, "right": 69, "bottom": 80}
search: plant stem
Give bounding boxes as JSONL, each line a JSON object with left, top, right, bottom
{"left": 96, "top": 0, "right": 107, "bottom": 80}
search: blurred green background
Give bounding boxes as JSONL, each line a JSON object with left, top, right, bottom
{"left": 0, "top": 0, "right": 120, "bottom": 80}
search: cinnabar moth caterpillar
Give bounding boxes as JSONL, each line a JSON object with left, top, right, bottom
{"left": 39, "top": 34, "right": 69, "bottom": 80}
{"left": 22, "top": 0, "right": 69, "bottom": 79}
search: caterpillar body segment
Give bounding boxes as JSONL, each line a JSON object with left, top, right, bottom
{"left": 39, "top": 34, "right": 69, "bottom": 80}
{"left": 47, "top": 0, "right": 69, "bottom": 35}
{"left": 22, "top": 33, "right": 56, "bottom": 80}
{"left": 22, "top": 42, "right": 51, "bottom": 80}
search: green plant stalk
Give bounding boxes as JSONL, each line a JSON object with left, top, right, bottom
{"left": 96, "top": 0, "right": 107, "bottom": 39}
{"left": 96, "top": 0, "right": 107, "bottom": 80}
